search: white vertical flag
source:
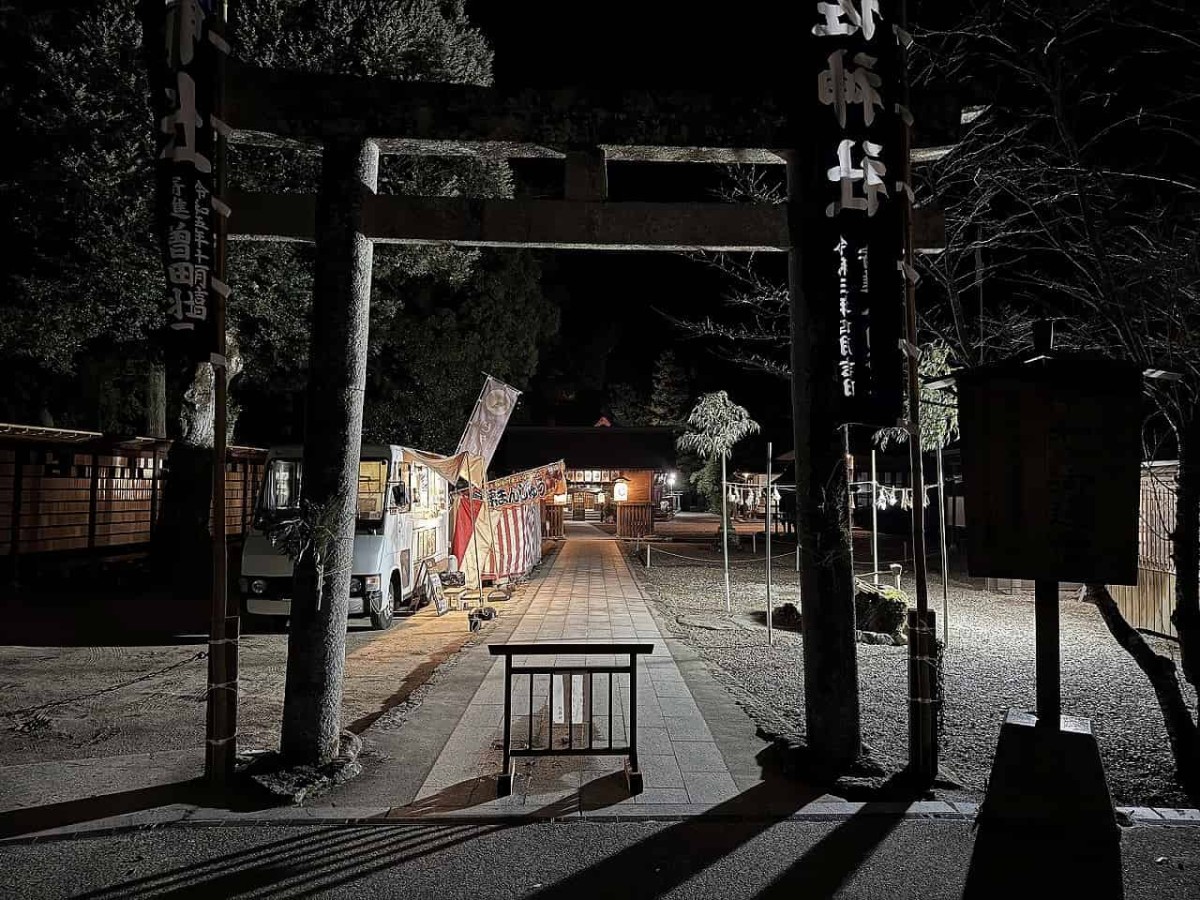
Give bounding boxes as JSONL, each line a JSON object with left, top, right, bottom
{"left": 457, "top": 375, "right": 521, "bottom": 477}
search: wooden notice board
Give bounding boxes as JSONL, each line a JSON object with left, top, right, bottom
{"left": 956, "top": 356, "right": 1142, "bottom": 585}
{"left": 416, "top": 559, "right": 448, "bottom": 616}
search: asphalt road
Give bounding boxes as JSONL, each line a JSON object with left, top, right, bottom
{"left": 1, "top": 820, "right": 1197, "bottom": 900}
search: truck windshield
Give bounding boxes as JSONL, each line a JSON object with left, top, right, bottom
{"left": 259, "top": 458, "right": 390, "bottom": 530}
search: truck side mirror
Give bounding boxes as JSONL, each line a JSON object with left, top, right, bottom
{"left": 392, "top": 484, "right": 408, "bottom": 507}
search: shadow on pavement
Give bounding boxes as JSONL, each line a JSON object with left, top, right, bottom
{"left": 345, "top": 646, "right": 457, "bottom": 736}
{"left": 750, "top": 802, "right": 907, "bottom": 898}
{"left": 0, "top": 586, "right": 212, "bottom": 647}
{"left": 382, "top": 775, "right": 500, "bottom": 817}
{"left": 964, "top": 818, "right": 1124, "bottom": 900}
{"left": 0, "top": 777, "right": 279, "bottom": 841}
{"left": 70, "top": 821, "right": 512, "bottom": 900}
{"left": 521, "top": 745, "right": 862, "bottom": 900}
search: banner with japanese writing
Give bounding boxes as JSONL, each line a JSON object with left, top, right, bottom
{"left": 486, "top": 460, "right": 567, "bottom": 510}
{"left": 810, "top": 0, "right": 906, "bottom": 426}
{"left": 150, "top": 0, "right": 221, "bottom": 361}
{"left": 456, "top": 376, "right": 521, "bottom": 475}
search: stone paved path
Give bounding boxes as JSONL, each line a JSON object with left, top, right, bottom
{"left": 405, "top": 539, "right": 741, "bottom": 812}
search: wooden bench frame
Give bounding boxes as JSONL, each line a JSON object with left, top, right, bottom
{"left": 488, "top": 641, "right": 654, "bottom": 797}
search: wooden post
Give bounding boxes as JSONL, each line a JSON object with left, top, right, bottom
{"left": 766, "top": 441, "right": 773, "bottom": 646}
{"left": 1035, "top": 580, "right": 1061, "bottom": 728}
{"left": 206, "top": 2, "right": 235, "bottom": 788}
{"left": 786, "top": 151, "right": 862, "bottom": 771}
{"left": 242, "top": 456, "right": 251, "bottom": 534}
{"left": 907, "top": 608, "right": 938, "bottom": 780}
{"left": 9, "top": 448, "right": 24, "bottom": 584}
{"left": 899, "top": 0, "right": 935, "bottom": 787}
{"left": 87, "top": 452, "right": 100, "bottom": 551}
{"left": 148, "top": 446, "right": 162, "bottom": 541}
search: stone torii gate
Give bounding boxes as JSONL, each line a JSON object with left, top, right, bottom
{"left": 221, "top": 57, "right": 956, "bottom": 772}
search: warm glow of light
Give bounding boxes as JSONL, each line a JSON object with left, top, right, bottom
{"left": 613, "top": 480, "right": 629, "bottom": 501}
{"left": 553, "top": 493, "right": 567, "bottom": 505}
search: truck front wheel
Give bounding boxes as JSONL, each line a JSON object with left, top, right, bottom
{"left": 370, "top": 575, "right": 397, "bottom": 631}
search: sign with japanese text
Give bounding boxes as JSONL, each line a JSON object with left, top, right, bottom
{"left": 810, "top": 0, "right": 905, "bottom": 426}
{"left": 151, "top": 0, "right": 222, "bottom": 360}
{"left": 486, "top": 461, "right": 567, "bottom": 510}
{"left": 457, "top": 376, "right": 522, "bottom": 476}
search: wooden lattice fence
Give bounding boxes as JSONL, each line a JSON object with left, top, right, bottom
{"left": 0, "top": 425, "right": 265, "bottom": 576}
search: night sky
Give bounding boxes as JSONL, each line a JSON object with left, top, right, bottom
{"left": 466, "top": 1, "right": 804, "bottom": 465}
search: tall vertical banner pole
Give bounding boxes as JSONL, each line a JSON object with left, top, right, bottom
{"left": 766, "top": 442, "right": 773, "bottom": 646}
{"left": 721, "top": 454, "right": 731, "bottom": 613}
{"left": 871, "top": 448, "right": 880, "bottom": 586}
{"left": 470, "top": 455, "right": 485, "bottom": 606}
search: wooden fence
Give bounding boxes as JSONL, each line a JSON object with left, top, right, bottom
{"left": 542, "top": 503, "right": 565, "bottom": 539}
{"left": 1110, "top": 466, "right": 1179, "bottom": 639}
{"left": 0, "top": 425, "right": 265, "bottom": 573}
{"left": 616, "top": 502, "right": 654, "bottom": 538}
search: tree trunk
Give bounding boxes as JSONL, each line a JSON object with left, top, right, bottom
{"left": 151, "top": 337, "right": 244, "bottom": 616}
{"left": 152, "top": 438, "right": 213, "bottom": 627}
{"left": 280, "top": 137, "right": 378, "bottom": 766}
{"left": 1172, "top": 413, "right": 1200, "bottom": 713}
{"left": 786, "top": 152, "right": 862, "bottom": 773}
{"left": 1083, "top": 584, "right": 1200, "bottom": 804}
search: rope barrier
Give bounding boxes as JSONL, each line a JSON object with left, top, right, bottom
{"left": 642, "top": 546, "right": 797, "bottom": 565}
{"left": 0, "top": 650, "right": 208, "bottom": 718}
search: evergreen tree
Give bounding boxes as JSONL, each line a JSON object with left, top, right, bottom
{"left": 606, "top": 382, "right": 649, "bottom": 427}
{"left": 645, "top": 350, "right": 690, "bottom": 427}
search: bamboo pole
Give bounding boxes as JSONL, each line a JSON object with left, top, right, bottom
{"left": 938, "top": 443, "right": 950, "bottom": 648}
{"left": 899, "top": 0, "right": 936, "bottom": 787}
{"left": 871, "top": 449, "right": 880, "bottom": 587}
{"left": 766, "top": 442, "right": 773, "bottom": 646}
{"left": 721, "top": 454, "right": 731, "bottom": 612}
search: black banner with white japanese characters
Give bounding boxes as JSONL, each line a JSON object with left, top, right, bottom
{"left": 810, "top": 0, "right": 906, "bottom": 426}
{"left": 150, "top": 0, "right": 221, "bottom": 361}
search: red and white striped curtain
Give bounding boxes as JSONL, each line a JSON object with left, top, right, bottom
{"left": 485, "top": 501, "right": 543, "bottom": 580}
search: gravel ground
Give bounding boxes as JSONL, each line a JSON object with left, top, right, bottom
{"left": 631, "top": 540, "right": 1198, "bottom": 808}
{"left": 0, "top": 595, "right": 529, "bottom": 770}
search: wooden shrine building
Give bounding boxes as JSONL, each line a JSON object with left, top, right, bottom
{"left": 492, "top": 426, "right": 675, "bottom": 538}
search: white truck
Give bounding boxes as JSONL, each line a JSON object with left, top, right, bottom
{"left": 240, "top": 444, "right": 451, "bottom": 630}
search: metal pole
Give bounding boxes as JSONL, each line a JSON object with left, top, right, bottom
{"left": 464, "top": 455, "right": 484, "bottom": 607}
{"left": 766, "top": 442, "right": 773, "bottom": 646}
{"left": 646, "top": 542, "right": 650, "bottom": 569}
{"left": 899, "top": 0, "right": 935, "bottom": 787}
{"left": 937, "top": 443, "right": 949, "bottom": 647}
{"left": 871, "top": 448, "right": 879, "bottom": 586}
{"left": 1035, "top": 580, "right": 1061, "bottom": 729}
{"left": 205, "top": 0, "right": 235, "bottom": 790}
{"left": 721, "top": 453, "right": 731, "bottom": 613}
